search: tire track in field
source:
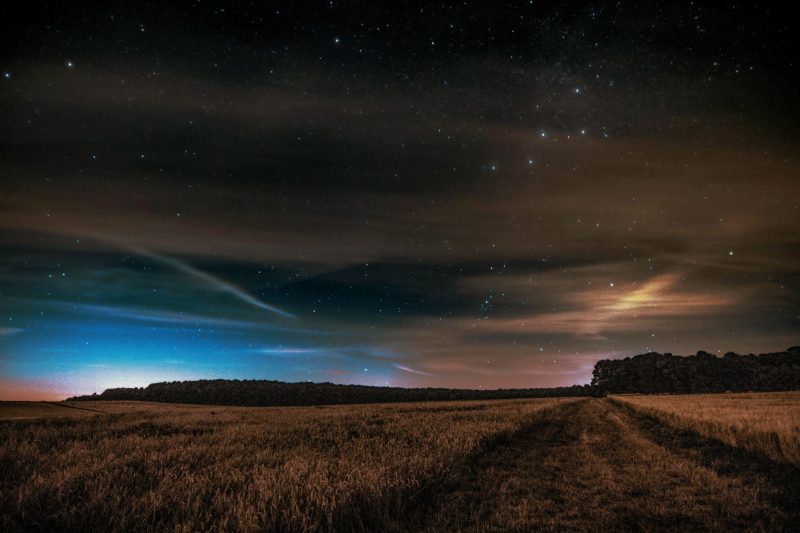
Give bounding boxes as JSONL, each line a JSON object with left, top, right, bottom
{"left": 400, "top": 399, "right": 792, "bottom": 532}
{"left": 396, "top": 398, "right": 589, "bottom": 532}
{"left": 45, "top": 401, "right": 107, "bottom": 414}
{"left": 611, "top": 399, "right": 800, "bottom": 528}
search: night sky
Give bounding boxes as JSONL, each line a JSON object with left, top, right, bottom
{"left": 1, "top": 2, "right": 798, "bottom": 399}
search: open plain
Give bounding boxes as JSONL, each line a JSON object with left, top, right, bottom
{"left": 2, "top": 393, "right": 799, "bottom": 532}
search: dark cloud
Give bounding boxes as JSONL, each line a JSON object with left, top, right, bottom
{"left": 1, "top": 1, "right": 798, "bottom": 397}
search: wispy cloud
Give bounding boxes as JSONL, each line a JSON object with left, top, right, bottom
{"left": 392, "top": 363, "right": 435, "bottom": 377}
{"left": 129, "top": 247, "right": 295, "bottom": 319}
{"left": 10, "top": 299, "right": 324, "bottom": 334}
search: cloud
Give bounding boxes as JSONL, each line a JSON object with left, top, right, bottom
{"left": 130, "top": 247, "right": 295, "bottom": 318}
{"left": 392, "top": 363, "right": 435, "bottom": 377}
{"left": 450, "top": 270, "right": 747, "bottom": 339}
{"left": 9, "top": 299, "right": 323, "bottom": 334}
{"left": 1, "top": 54, "right": 798, "bottom": 394}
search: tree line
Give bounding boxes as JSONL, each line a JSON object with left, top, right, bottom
{"left": 69, "top": 347, "right": 800, "bottom": 405}
{"left": 591, "top": 347, "right": 800, "bottom": 394}
{"left": 69, "top": 380, "right": 596, "bottom": 406}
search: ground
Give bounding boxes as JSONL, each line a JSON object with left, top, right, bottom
{"left": 1, "top": 393, "right": 798, "bottom": 532}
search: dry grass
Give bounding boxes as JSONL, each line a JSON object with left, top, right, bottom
{"left": 0, "top": 398, "right": 568, "bottom": 532}
{"left": 3, "top": 395, "right": 799, "bottom": 532}
{"left": 0, "top": 401, "right": 101, "bottom": 420}
{"left": 613, "top": 392, "right": 800, "bottom": 465}
{"left": 401, "top": 398, "right": 793, "bottom": 532}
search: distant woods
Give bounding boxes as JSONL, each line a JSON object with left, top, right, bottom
{"left": 70, "top": 347, "right": 800, "bottom": 405}
{"left": 592, "top": 347, "right": 800, "bottom": 394}
{"left": 69, "top": 381, "right": 595, "bottom": 406}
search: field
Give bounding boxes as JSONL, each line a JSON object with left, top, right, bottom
{"left": 613, "top": 392, "right": 800, "bottom": 465}
{"left": 0, "top": 401, "right": 102, "bottom": 420}
{"left": 2, "top": 394, "right": 799, "bottom": 532}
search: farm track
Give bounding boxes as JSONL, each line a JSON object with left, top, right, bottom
{"left": 44, "top": 401, "right": 107, "bottom": 414}
{"left": 400, "top": 398, "right": 798, "bottom": 532}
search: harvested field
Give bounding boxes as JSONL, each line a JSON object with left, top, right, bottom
{"left": 2, "top": 395, "right": 799, "bottom": 532}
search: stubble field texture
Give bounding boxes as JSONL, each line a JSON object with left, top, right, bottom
{"left": 1, "top": 393, "right": 799, "bottom": 532}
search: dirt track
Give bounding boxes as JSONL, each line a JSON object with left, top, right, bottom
{"left": 402, "top": 398, "right": 800, "bottom": 532}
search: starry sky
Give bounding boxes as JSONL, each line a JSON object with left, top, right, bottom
{"left": 1, "top": 1, "right": 798, "bottom": 399}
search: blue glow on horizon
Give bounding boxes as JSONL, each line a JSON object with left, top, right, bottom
{"left": 1, "top": 310, "right": 399, "bottom": 396}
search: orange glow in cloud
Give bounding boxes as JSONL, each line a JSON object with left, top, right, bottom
{"left": 453, "top": 272, "right": 739, "bottom": 338}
